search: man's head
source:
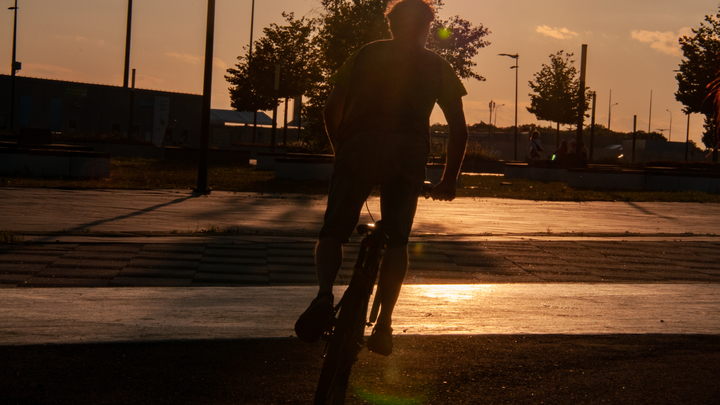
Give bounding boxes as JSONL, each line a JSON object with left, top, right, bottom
{"left": 385, "top": 0, "right": 435, "bottom": 46}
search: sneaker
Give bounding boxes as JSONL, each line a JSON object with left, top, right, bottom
{"left": 295, "top": 293, "right": 334, "bottom": 343}
{"left": 365, "top": 324, "right": 393, "bottom": 356}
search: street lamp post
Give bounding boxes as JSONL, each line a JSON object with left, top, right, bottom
{"left": 195, "top": 0, "right": 216, "bottom": 194}
{"left": 608, "top": 102, "right": 618, "bottom": 134}
{"left": 666, "top": 109, "right": 672, "bottom": 141}
{"left": 8, "top": 0, "right": 20, "bottom": 132}
{"left": 123, "top": 0, "right": 132, "bottom": 88}
{"left": 499, "top": 53, "right": 519, "bottom": 160}
{"left": 494, "top": 104, "right": 504, "bottom": 127}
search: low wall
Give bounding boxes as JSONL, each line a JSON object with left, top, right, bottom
{"left": 462, "top": 159, "right": 506, "bottom": 174}
{"left": 504, "top": 163, "right": 568, "bottom": 182}
{"left": 258, "top": 152, "right": 333, "bottom": 171}
{"left": 275, "top": 156, "right": 334, "bottom": 181}
{"left": 506, "top": 162, "right": 720, "bottom": 193}
{"left": 567, "top": 169, "right": 646, "bottom": 190}
{"left": 0, "top": 146, "right": 110, "bottom": 178}
{"left": 163, "top": 147, "right": 250, "bottom": 165}
{"left": 273, "top": 158, "right": 461, "bottom": 187}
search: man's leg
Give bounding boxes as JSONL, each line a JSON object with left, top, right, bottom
{"left": 375, "top": 244, "right": 408, "bottom": 328}
{"left": 295, "top": 237, "right": 342, "bottom": 343}
{"left": 316, "top": 237, "right": 343, "bottom": 296}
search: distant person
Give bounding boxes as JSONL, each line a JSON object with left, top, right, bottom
{"left": 526, "top": 130, "right": 543, "bottom": 161}
{"left": 568, "top": 140, "right": 588, "bottom": 167}
{"left": 568, "top": 139, "right": 577, "bottom": 154}
{"left": 553, "top": 140, "right": 568, "bottom": 167}
{"left": 294, "top": 0, "right": 469, "bottom": 356}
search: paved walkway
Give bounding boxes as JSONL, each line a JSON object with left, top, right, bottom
{"left": 0, "top": 186, "right": 718, "bottom": 342}
{"left": 1, "top": 187, "right": 719, "bottom": 403}
{"left": 2, "top": 187, "right": 720, "bottom": 237}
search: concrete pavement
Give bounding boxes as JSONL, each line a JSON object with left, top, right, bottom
{"left": 1, "top": 186, "right": 718, "bottom": 342}
{"left": 2, "top": 187, "right": 720, "bottom": 238}
{"left": 1, "top": 187, "right": 719, "bottom": 404}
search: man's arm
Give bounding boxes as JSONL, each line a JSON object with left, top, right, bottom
{"left": 432, "top": 97, "right": 468, "bottom": 201}
{"left": 323, "top": 85, "right": 348, "bottom": 154}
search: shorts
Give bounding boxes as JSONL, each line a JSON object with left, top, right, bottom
{"left": 319, "top": 132, "right": 429, "bottom": 247}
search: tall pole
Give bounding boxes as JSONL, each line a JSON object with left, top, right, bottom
{"left": 270, "top": 64, "right": 280, "bottom": 152}
{"left": 607, "top": 89, "right": 612, "bottom": 134}
{"left": 249, "top": 0, "right": 258, "bottom": 142}
{"left": 513, "top": 57, "right": 518, "bottom": 160}
{"left": 632, "top": 115, "right": 637, "bottom": 164}
{"left": 9, "top": 0, "right": 19, "bottom": 132}
{"left": 575, "top": 45, "right": 587, "bottom": 148}
{"left": 666, "top": 109, "right": 672, "bottom": 141}
{"left": 123, "top": 0, "right": 133, "bottom": 88}
{"left": 488, "top": 100, "right": 494, "bottom": 126}
{"left": 127, "top": 69, "right": 136, "bottom": 138}
{"left": 589, "top": 91, "right": 596, "bottom": 161}
{"left": 685, "top": 112, "right": 690, "bottom": 161}
{"left": 648, "top": 90, "right": 653, "bottom": 133}
{"left": 499, "top": 53, "right": 519, "bottom": 160}
{"left": 195, "top": 0, "right": 216, "bottom": 194}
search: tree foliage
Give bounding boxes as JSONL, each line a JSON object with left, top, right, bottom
{"left": 527, "top": 51, "right": 591, "bottom": 129}
{"left": 225, "top": 13, "right": 319, "bottom": 113}
{"left": 226, "top": 0, "right": 491, "bottom": 152}
{"left": 675, "top": 8, "right": 720, "bottom": 150}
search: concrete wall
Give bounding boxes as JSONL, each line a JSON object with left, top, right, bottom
{"left": 0, "top": 147, "right": 110, "bottom": 178}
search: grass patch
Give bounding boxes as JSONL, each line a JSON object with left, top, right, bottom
{"left": 0, "top": 157, "right": 329, "bottom": 194}
{"left": 0, "top": 230, "right": 24, "bottom": 244}
{"left": 0, "top": 157, "right": 718, "bottom": 202}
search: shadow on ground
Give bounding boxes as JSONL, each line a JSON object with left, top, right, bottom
{"left": 1, "top": 335, "right": 718, "bottom": 404}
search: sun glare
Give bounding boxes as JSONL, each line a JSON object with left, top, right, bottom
{"left": 409, "top": 284, "right": 493, "bottom": 302}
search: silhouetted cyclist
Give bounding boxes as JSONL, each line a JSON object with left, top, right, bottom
{"left": 295, "top": 0, "right": 469, "bottom": 356}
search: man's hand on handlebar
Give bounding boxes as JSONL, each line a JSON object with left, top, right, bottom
{"left": 430, "top": 179, "right": 457, "bottom": 201}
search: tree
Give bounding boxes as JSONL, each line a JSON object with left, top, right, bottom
{"left": 225, "top": 13, "right": 320, "bottom": 139}
{"left": 527, "top": 50, "right": 591, "bottom": 147}
{"left": 675, "top": 8, "right": 720, "bottom": 158}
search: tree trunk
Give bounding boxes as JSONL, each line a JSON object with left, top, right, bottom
{"left": 283, "top": 97, "right": 289, "bottom": 146}
{"left": 556, "top": 122, "right": 560, "bottom": 149}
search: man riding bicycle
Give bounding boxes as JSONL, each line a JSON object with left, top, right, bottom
{"left": 295, "top": 0, "right": 469, "bottom": 356}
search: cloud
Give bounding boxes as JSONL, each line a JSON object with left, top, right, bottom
{"left": 166, "top": 53, "right": 228, "bottom": 70}
{"left": 23, "top": 63, "right": 76, "bottom": 78}
{"left": 536, "top": 25, "right": 579, "bottom": 40}
{"left": 213, "top": 57, "right": 228, "bottom": 70}
{"left": 165, "top": 52, "right": 203, "bottom": 65}
{"left": 55, "top": 34, "right": 106, "bottom": 47}
{"left": 630, "top": 28, "right": 693, "bottom": 56}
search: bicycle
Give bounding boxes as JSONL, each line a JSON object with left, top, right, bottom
{"left": 313, "top": 182, "right": 434, "bottom": 405}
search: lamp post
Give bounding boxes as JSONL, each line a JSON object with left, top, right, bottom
{"left": 666, "top": 109, "right": 672, "bottom": 141}
{"left": 8, "top": 0, "right": 19, "bottom": 132}
{"left": 123, "top": 0, "right": 132, "bottom": 88}
{"left": 494, "top": 104, "right": 504, "bottom": 127}
{"left": 195, "top": 0, "right": 216, "bottom": 194}
{"left": 499, "top": 53, "right": 519, "bottom": 160}
{"left": 608, "top": 102, "right": 618, "bottom": 134}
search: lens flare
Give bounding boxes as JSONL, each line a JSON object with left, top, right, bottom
{"left": 438, "top": 27, "right": 452, "bottom": 40}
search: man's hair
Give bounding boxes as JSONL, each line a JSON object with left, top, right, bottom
{"left": 385, "top": 0, "right": 435, "bottom": 29}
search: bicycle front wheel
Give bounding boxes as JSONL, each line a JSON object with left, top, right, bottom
{"left": 314, "top": 284, "right": 370, "bottom": 404}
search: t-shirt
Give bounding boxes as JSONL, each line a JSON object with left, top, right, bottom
{"left": 330, "top": 40, "right": 467, "bottom": 144}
